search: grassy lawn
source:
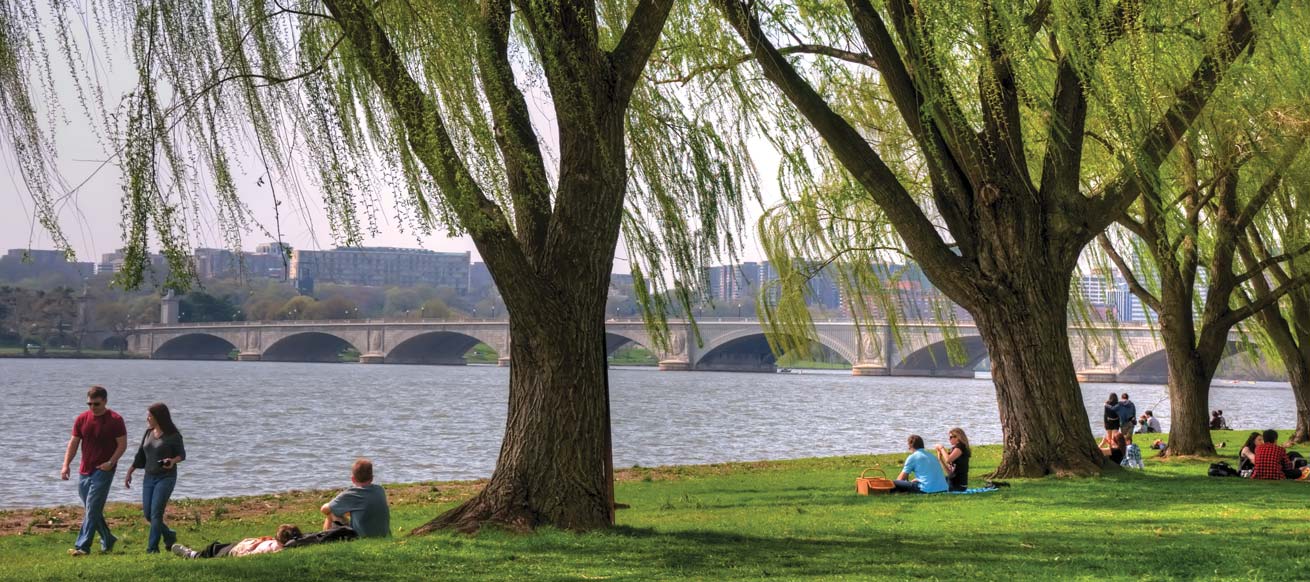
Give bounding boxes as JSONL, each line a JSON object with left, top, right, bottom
{"left": 4, "top": 430, "right": 1310, "bottom": 581}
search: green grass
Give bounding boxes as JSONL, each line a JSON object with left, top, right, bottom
{"left": 5, "top": 430, "right": 1310, "bottom": 581}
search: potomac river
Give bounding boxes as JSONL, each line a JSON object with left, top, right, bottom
{"left": 1, "top": 358, "right": 1296, "bottom": 509}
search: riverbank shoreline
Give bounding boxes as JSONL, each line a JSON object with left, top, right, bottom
{"left": 0, "top": 349, "right": 146, "bottom": 360}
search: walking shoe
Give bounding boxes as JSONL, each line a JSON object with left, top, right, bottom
{"left": 67, "top": 548, "right": 88, "bottom": 557}
{"left": 101, "top": 535, "right": 117, "bottom": 554}
{"left": 170, "top": 544, "right": 198, "bottom": 559}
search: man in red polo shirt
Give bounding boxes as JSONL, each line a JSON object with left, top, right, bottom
{"left": 60, "top": 385, "right": 127, "bottom": 556}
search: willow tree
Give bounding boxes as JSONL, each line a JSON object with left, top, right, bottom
{"left": 1099, "top": 128, "right": 1310, "bottom": 457}
{"left": 0, "top": 1, "right": 753, "bottom": 532}
{"left": 693, "top": 0, "right": 1288, "bottom": 475}
{"left": 1239, "top": 178, "right": 1310, "bottom": 442}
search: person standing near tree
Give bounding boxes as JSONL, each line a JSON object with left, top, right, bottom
{"left": 124, "top": 402, "right": 186, "bottom": 553}
{"left": 1117, "top": 393, "right": 1137, "bottom": 443}
{"left": 60, "top": 386, "right": 127, "bottom": 556}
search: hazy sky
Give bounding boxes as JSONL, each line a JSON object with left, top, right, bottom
{"left": 0, "top": 8, "right": 781, "bottom": 271}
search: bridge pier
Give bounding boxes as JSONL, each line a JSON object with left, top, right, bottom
{"left": 1076, "top": 371, "right": 1118, "bottom": 383}
{"left": 498, "top": 356, "right": 511, "bottom": 367}
{"left": 658, "top": 359, "right": 690, "bottom": 371}
{"left": 851, "top": 364, "right": 889, "bottom": 376}
{"left": 237, "top": 352, "right": 262, "bottom": 362}
{"left": 359, "top": 352, "right": 385, "bottom": 364}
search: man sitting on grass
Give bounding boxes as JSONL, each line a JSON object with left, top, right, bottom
{"left": 321, "top": 458, "right": 391, "bottom": 537}
{"left": 171, "top": 524, "right": 301, "bottom": 558}
{"left": 891, "top": 435, "right": 948, "bottom": 494}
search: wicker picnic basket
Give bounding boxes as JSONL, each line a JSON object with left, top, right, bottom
{"left": 856, "top": 466, "right": 895, "bottom": 495}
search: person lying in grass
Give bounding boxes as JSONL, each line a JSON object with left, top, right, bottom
{"left": 170, "top": 524, "right": 301, "bottom": 559}
{"left": 892, "top": 434, "right": 947, "bottom": 494}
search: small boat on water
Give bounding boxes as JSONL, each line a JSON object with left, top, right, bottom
{"left": 777, "top": 368, "right": 793, "bottom": 374}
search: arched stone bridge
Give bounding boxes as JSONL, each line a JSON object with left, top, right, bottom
{"left": 125, "top": 319, "right": 1262, "bottom": 382}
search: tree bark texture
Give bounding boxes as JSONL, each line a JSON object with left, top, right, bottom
{"left": 414, "top": 308, "right": 612, "bottom": 533}
{"left": 973, "top": 289, "right": 1105, "bottom": 477}
{"left": 1160, "top": 337, "right": 1221, "bottom": 457}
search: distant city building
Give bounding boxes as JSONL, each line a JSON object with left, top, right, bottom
{"left": 96, "top": 248, "right": 169, "bottom": 279}
{"left": 194, "top": 244, "right": 288, "bottom": 281}
{"left": 468, "top": 262, "right": 495, "bottom": 299}
{"left": 0, "top": 249, "right": 94, "bottom": 281}
{"left": 289, "top": 247, "right": 469, "bottom": 292}
{"left": 707, "top": 262, "right": 761, "bottom": 302}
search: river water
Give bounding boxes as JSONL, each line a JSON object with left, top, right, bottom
{"left": 0, "top": 359, "right": 1295, "bottom": 509}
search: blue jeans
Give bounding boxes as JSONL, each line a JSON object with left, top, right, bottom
{"left": 891, "top": 479, "right": 923, "bottom": 493}
{"left": 142, "top": 473, "right": 178, "bottom": 552}
{"left": 75, "top": 469, "right": 116, "bottom": 552}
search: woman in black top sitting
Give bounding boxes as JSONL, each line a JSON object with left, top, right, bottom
{"left": 935, "top": 427, "right": 972, "bottom": 492}
{"left": 1238, "top": 432, "right": 1262, "bottom": 473}
{"left": 1102, "top": 432, "right": 1126, "bottom": 464}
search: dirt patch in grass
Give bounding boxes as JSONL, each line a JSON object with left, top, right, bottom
{"left": 0, "top": 480, "right": 486, "bottom": 538}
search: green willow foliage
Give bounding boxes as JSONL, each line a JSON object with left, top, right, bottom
{"left": 1091, "top": 19, "right": 1310, "bottom": 362}
{"left": 666, "top": 0, "right": 1300, "bottom": 362}
{"left": 0, "top": 0, "right": 755, "bottom": 317}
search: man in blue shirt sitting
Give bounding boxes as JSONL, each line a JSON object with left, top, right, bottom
{"left": 892, "top": 434, "right": 949, "bottom": 494}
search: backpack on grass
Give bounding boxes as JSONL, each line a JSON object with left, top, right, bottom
{"left": 1207, "top": 461, "right": 1239, "bottom": 477}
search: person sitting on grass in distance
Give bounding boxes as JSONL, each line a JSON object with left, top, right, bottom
{"left": 1238, "top": 432, "right": 1262, "bottom": 474}
{"left": 171, "top": 524, "right": 301, "bottom": 559}
{"left": 1139, "top": 411, "right": 1162, "bottom": 434}
{"left": 892, "top": 434, "right": 948, "bottom": 494}
{"left": 933, "top": 428, "right": 971, "bottom": 492}
{"left": 1251, "top": 429, "right": 1300, "bottom": 480}
{"left": 1102, "top": 432, "right": 1126, "bottom": 465}
{"left": 1121, "top": 437, "right": 1143, "bottom": 469}
{"left": 320, "top": 458, "right": 391, "bottom": 537}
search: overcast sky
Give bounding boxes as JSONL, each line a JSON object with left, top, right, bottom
{"left": 0, "top": 9, "right": 781, "bottom": 271}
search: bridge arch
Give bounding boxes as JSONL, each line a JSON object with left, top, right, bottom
{"left": 893, "top": 336, "right": 989, "bottom": 377}
{"left": 385, "top": 331, "right": 498, "bottom": 365}
{"left": 696, "top": 329, "right": 853, "bottom": 373}
{"left": 153, "top": 333, "right": 237, "bottom": 360}
{"left": 262, "top": 331, "right": 361, "bottom": 363}
{"left": 1117, "top": 341, "right": 1270, "bottom": 384}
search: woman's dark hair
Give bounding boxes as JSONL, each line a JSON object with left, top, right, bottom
{"left": 148, "top": 402, "right": 180, "bottom": 436}
{"left": 1243, "top": 432, "right": 1261, "bottom": 452}
{"left": 1263, "top": 429, "right": 1280, "bottom": 445}
{"left": 1106, "top": 393, "right": 1119, "bottom": 405}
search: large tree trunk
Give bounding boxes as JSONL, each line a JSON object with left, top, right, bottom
{"left": 1288, "top": 358, "right": 1310, "bottom": 443}
{"left": 972, "top": 285, "right": 1105, "bottom": 477}
{"left": 1160, "top": 340, "right": 1219, "bottom": 456}
{"left": 414, "top": 306, "right": 612, "bottom": 533}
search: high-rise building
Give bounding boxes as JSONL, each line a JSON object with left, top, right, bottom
{"left": 706, "top": 262, "right": 761, "bottom": 302}
{"left": 468, "top": 262, "right": 495, "bottom": 299}
{"left": 289, "top": 247, "right": 469, "bottom": 292}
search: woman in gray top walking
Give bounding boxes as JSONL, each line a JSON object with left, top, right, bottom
{"left": 124, "top": 403, "right": 186, "bottom": 553}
